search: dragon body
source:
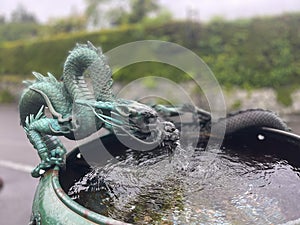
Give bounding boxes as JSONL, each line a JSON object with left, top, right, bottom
{"left": 19, "top": 42, "right": 178, "bottom": 177}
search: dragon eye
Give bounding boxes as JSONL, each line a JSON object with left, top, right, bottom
{"left": 129, "top": 109, "right": 138, "bottom": 116}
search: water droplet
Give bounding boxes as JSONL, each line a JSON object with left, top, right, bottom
{"left": 257, "top": 134, "right": 265, "bottom": 141}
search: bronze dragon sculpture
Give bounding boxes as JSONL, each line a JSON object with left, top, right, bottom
{"left": 19, "top": 42, "right": 179, "bottom": 178}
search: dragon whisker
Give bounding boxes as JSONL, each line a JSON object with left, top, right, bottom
{"left": 88, "top": 105, "right": 125, "bottom": 129}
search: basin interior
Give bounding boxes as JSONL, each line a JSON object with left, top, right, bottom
{"left": 59, "top": 128, "right": 300, "bottom": 224}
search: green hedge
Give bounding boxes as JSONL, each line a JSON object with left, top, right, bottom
{"left": 0, "top": 25, "right": 149, "bottom": 77}
{"left": 1, "top": 14, "right": 300, "bottom": 89}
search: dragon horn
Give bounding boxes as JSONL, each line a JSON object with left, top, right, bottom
{"left": 87, "top": 41, "right": 102, "bottom": 54}
{"left": 32, "top": 71, "right": 45, "bottom": 81}
{"left": 47, "top": 72, "right": 58, "bottom": 83}
{"left": 22, "top": 80, "right": 34, "bottom": 86}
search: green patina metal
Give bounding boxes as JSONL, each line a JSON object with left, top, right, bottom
{"left": 29, "top": 166, "right": 129, "bottom": 225}
{"left": 19, "top": 42, "right": 180, "bottom": 178}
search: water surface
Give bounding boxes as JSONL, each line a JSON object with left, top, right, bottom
{"left": 68, "top": 144, "right": 300, "bottom": 224}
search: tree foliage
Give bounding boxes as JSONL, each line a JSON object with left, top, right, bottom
{"left": 47, "top": 15, "right": 87, "bottom": 34}
{"left": 10, "top": 4, "right": 37, "bottom": 23}
{"left": 84, "top": 0, "right": 110, "bottom": 28}
{"left": 0, "top": 13, "right": 300, "bottom": 92}
{"left": 84, "top": 0, "right": 170, "bottom": 28}
{"left": 127, "top": 0, "right": 160, "bottom": 23}
{"left": 0, "top": 23, "right": 41, "bottom": 42}
{"left": 0, "top": 4, "right": 40, "bottom": 42}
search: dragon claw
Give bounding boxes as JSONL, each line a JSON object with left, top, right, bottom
{"left": 31, "top": 167, "right": 42, "bottom": 178}
{"left": 31, "top": 147, "right": 66, "bottom": 178}
{"left": 31, "top": 162, "right": 52, "bottom": 178}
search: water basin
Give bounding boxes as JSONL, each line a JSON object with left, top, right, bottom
{"left": 30, "top": 127, "right": 300, "bottom": 224}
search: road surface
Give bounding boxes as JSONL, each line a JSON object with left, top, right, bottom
{"left": 0, "top": 104, "right": 39, "bottom": 225}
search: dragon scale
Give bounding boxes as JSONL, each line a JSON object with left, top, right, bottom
{"left": 62, "top": 43, "right": 114, "bottom": 138}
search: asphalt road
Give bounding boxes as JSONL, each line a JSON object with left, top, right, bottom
{"left": 0, "top": 104, "right": 299, "bottom": 225}
{"left": 0, "top": 104, "right": 39, "bottom": 225}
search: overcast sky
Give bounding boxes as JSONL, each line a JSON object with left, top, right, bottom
{"left": 1, "top": 0, "right": 300, "bottom": 23}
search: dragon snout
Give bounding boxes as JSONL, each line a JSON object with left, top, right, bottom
{"left": 141, "top": 111, "right": 158, "bottom": 124}
{"left": 160, "top": 121, "right": 180, "bottom": 141}
{"left": 113, "top": 101, "right": 159, "bottom": 132}
{"left": 111, "top": 101, "right": 180, "bottom": 152}
{"left": 129, "top": 111, "right": 158, "bottom": 133}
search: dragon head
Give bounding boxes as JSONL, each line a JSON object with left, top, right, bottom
{"left": 110, "top": 99, "right": 180, "bottom": 152}
{"left": 76, "top": 99, "right": 179, "bottom": 153}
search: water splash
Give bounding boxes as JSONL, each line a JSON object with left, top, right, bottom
{"left": 68, "top": 145, "right": 300, "bottom": 224}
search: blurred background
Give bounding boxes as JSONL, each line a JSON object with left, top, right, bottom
{"left": 1, "top": 0, "right": 300, "bottom": 224}
{"left": 0, "top": 0, "right": 300, "bottom": 110}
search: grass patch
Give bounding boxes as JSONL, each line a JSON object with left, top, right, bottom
{"left": 276, "top": 86, "right": 297, "bottom": 106}
{"left": 230, "top": 99, "right": 242, "bottom": 111}
{"left": 0, "top": 90, "right": 15, "bottom": 103}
